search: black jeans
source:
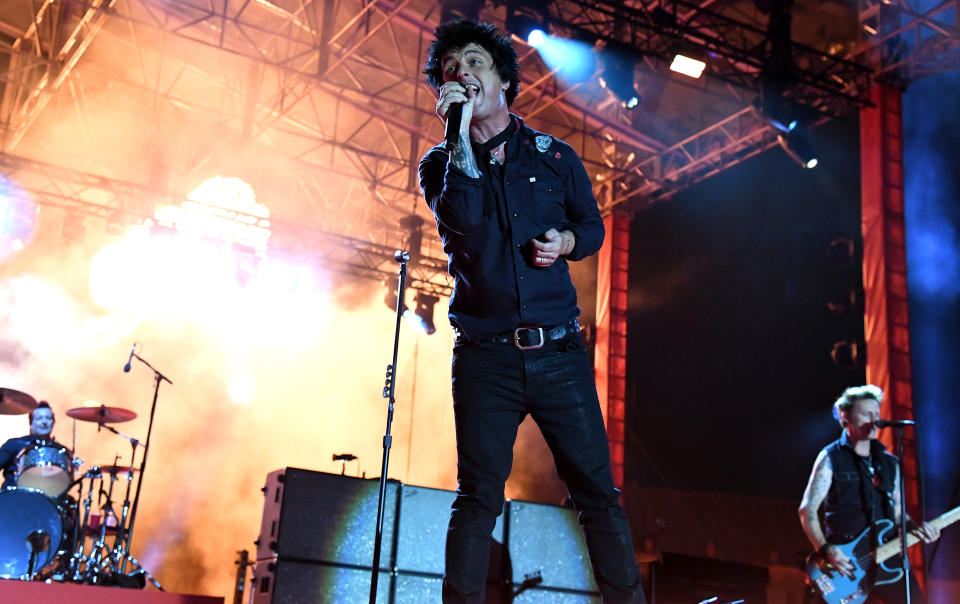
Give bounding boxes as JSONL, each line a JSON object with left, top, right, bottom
{"left": 442, "top": 334, "right": 645, "bottom": 604}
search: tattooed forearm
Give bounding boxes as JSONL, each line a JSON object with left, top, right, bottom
{"left": 799, "top": 452, "right": 833, "bottom": 548}
{"left": 450, "top": 131, "right": 480, "bottom": 178}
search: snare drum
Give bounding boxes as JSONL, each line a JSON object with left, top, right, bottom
{"left": 15, "top": 440, "right": 74, "bottom": 497}
{"left": 0, "top": 486, "right": 67, "bottom": 579}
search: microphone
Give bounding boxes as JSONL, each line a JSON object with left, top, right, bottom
{"left": 443, "top": 102, "right": 463, "bottom": 151}
{"left": 876, "top": 419, "right": 915, "bottom": 428}
{"left": 332, "top": 453, "right": 357, "bottom": 462}
{"left": 394, "top": 250, "right": 410, "bottom": 263}
{"left": 123, "top": 344, "right": 136, "bottom": 373}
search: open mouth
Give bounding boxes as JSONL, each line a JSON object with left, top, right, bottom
{"left": 464, "top": 84, "right": 480, "bottom": 97}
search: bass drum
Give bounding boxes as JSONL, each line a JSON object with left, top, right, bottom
{"left": 0, "top": 487, "right": 66, "bottom": 579}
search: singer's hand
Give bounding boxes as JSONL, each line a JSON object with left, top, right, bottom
{"left": 437, "top": 82, "right": 474, "bottom": 134}
{"left": 530, "top": 229, "right": 575, "bottom": 268}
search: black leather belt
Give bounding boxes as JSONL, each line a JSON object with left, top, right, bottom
{"left": 466, "top": 319, "right": 580, "bottom": 350}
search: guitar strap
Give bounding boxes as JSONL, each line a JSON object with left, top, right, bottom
{"left": 869, "top": 440, "right": 896, "bottom": 522}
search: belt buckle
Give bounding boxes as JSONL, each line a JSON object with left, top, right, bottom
{"left": 514, "top": 327, "right": 544, "bottom": 350}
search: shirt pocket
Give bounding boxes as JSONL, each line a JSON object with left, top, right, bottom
{"left": 832, "top": 470, "right": 861, "bottom": 502}
{"left": 527, "top": 177, "right": 567, "bottom": 225}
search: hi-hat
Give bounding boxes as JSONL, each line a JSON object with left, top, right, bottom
{"left": 0, "top": 388, "right": 38, "bottom": 415}
{"left": 67, "top": 405, "right": 138, "bottom": 424}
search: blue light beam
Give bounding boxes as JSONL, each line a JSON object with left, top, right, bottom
{"left": 531, "top": 34, "right": 597, "bottom": 85}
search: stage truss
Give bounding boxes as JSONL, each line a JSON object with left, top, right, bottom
{"left": 0, "top": 0, "right": 957, "bottom": 292}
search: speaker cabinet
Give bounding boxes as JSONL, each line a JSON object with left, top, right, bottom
{"left": 255, "top": 468, "right": 398, "bottom": 567}
{"left": 252, "top": 470, "right": 601, "bottom": 603}
{"left": 250, "top": 558, "right": 392, "bottom": 604}
{"left": 507, "top": 500, "right": 598, "bottom": 594}
{"left": 395, "top": 484, "right": 504, "bottom": 576}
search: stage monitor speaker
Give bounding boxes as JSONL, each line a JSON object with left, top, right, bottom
{"left": 250, "top": 558, "right": 391, "bottom": 604}
{"left": 395, "top": 484, "right": 504, "bottom": 577}
{"left": 255, "top": 468, "right": 399, "bottom": 567}
{"left": 506, "top": 499, "right": 599, "bottom": 595}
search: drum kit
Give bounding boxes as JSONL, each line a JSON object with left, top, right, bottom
{"left": 0, "top": 387, "right": 159, "bottom": 588}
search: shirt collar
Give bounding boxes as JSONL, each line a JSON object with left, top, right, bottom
{"left": 838, "top": 430, "right": 887, "bottom": 455}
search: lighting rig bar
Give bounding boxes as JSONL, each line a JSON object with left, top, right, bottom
{"left": 853, "top": 0, "right": 960, "bottom": 83}
{"left": 551, "top": 0, "right": 875, "bottom": 118}
{"left": 0, "top": 151, "right": 452, "bottom": 297}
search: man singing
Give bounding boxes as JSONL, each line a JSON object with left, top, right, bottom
{"left": 419, "top": 18, "right": 645, "bottom": 604}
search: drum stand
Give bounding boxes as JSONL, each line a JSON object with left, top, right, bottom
{"left": 61, "top": 353, "right": 170, "bottom": 589}
{"left": 119, "top": 353, "right": 170, "bottom": 577}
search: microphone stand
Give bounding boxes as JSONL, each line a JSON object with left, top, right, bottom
{"left": 894, "top": 424, "right": 911, "bottom": 604}
{"left": 120, "top": 352, "right": 172, "bottom": 577}
{"left": 369, "top": 250, "right": 409, "bottom": 604}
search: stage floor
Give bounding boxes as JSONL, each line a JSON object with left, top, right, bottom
{"left": 0, "top": 579, "right": 223, "bottom": 604}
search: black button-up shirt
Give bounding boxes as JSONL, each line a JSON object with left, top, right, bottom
{"left": 419, "top": 115, "right": 604, "bottom": 341}
{"left": 0, "top": 435, "right": 41, "bottom": 487}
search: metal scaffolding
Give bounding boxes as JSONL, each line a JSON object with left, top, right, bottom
{"left": 0, "top": 0, "right": 956, "bottom": 282}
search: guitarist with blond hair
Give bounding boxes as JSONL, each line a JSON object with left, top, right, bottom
{"left": 798, "top": 385, "right": 940, "bottom": 603}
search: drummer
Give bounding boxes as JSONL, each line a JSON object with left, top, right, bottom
{"left": 0, "top": 401, "right": 58, "bottom": 488}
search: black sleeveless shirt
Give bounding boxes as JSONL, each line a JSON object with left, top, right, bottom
{"left": 823, "top": 433, "right": 898, "bottom": 542}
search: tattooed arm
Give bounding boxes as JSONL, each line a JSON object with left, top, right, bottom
{"left": 799, "top": 450, "right": 854, "bottom": 576}
{"left": 450, "top": 131, "right": 480, "bottom": 179}
{"left": 799, "top": 449, "right": 832, "bottom": 550}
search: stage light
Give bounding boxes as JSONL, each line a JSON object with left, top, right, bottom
{"left": 0, "top": 184, "right": 37, "bottom": 262}
{"left": 411, "top": 292, "right": 438, "bottom": 335}
{"left": 599, "top": 42, "right": 641, "bottom": 110}
{"left": 777, "top": 128, "right": 818, "bottom": 169}
{"left": 758, "top": 80, "right": 802, "bottom": 133}
{"left": 527, "top": 28, "right": 546, "bottom": 48}
{"left": 669, "top": 53, "right": 706, "bottom": 79}
{"left": 153, "top": 176, "right": 271, "bottom": 253}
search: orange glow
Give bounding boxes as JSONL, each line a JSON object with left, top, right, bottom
{"left": 155, "top": 176, "right": 271, "bottom": 253}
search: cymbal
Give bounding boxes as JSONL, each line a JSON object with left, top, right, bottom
{"left": 98, "top": 465, "right": 139, "bottom": 475}
{"left": 0, "top": 388, "right": 38, "bottom": 415}
{"left": 66, "top": 405, "right": 137, "bottom": 424}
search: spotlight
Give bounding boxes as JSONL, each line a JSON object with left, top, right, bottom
{"left": 599, "top": 42, "right": 641, "bottom": 110}
{"left": 758, "top": 80, "right": 801, "bottom": 133}
{"left": 777, "top": 128, "right": 818, "bottom": 169}
{"left": 669, "top": 52, "right": 706, "bottom": 79}
{"left": 527, "top": 28, "right": 546, "bottom": 48}
{"left": 410, "top": 292, "right": 438, "bottom": 335}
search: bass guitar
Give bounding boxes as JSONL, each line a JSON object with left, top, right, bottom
{"left": 806, "top": 506, "right": 960, "bottom": 604}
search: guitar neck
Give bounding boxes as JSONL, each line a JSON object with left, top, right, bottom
{"left": 876, "top": 506, "right": 960, "bottom": 564}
